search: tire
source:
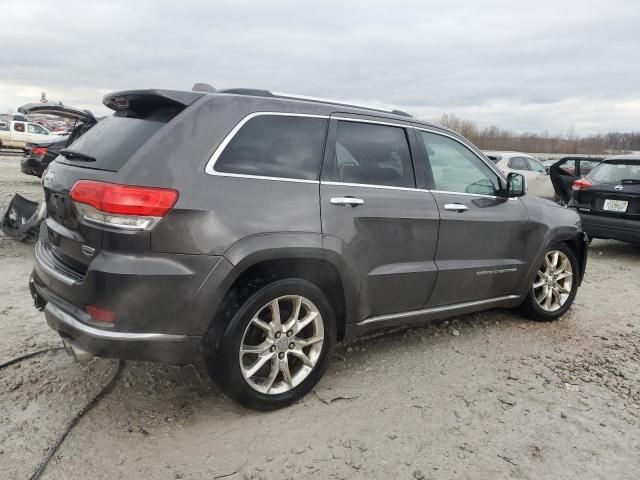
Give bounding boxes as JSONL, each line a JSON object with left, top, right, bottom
{"left": 203, "top": 278, "right": 336, "bottom": 410}
{"left": 517, "top": 242, "right": 579, "bottom": 321}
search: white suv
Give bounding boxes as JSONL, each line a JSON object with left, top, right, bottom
{"left": 484, "top": 151, "right": 555, "bottom": 200}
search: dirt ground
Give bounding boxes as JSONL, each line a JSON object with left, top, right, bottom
{"left": 0, "top": 151, "right": 639, "bottom": 480}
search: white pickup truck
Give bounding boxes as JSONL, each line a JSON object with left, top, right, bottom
{"left": 0, "top": 120, "right": 58, "bottom": 150}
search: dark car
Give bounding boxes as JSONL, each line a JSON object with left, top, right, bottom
{"left": 549, "top": 156, "right": 604, "bottom": 204}
{"left": 19, "top": 103, "right": 96, "bottom": 177}
{"left": 569, "top": 155, "right": 640, "bottom": 244}
{"left": 29, "top": 86, "right": 588, "bottom": 410}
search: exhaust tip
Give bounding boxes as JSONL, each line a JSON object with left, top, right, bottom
{"left": 61, "top": 337, "right": 94, "bottom": 363}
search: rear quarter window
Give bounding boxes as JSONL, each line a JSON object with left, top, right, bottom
{"left": 214, "top": 115, "right": 328, "bottom": 181}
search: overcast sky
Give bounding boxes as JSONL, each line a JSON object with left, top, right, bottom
{"left": 1, "top": 0, "right": 638, "bottom": 135}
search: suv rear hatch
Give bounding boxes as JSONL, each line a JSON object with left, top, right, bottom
{"left": 40, "top": 89, "right": 203, "bottom": 279}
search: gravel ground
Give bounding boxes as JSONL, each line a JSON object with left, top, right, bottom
{"left": 0, "top": 151, "right": 638, "bottom": 480}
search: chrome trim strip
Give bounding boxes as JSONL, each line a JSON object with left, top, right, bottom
{"left": 46, "top": 303, "right": 187, "bottom": 342}
{"left": 35, "top": 243, "right": 81, "bottom": 287}
{"left": 322, "top": 180, "right": 428, "bottom": 192}
{"left": 205, "top": 112, "right": 329, "bottom": 178}
{"left": 203, "top": 111, "right": 508, "bottom": 189}
{"left": 431, "top": 189, "right": 501, "bottom": 200}
{"left": 331, "top": 116, "right": 412, "bottom": 129}
{"left": 357, "top": 295, "right": 520, "bottom": 326}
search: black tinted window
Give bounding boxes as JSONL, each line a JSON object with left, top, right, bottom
{"left": 508, "top": 157, "right": 529, "bottom": 170}
{"left": 327, "top": 121, "right": 415, "bottom": 188}
{"left": 13, "top": 122, "right": 25, "bottom": 132}
{"left": 58, "top": 109, "right": 177, "bottom": 171}
{"left": 216, "top": 115, "right": 328, "bottom": 180}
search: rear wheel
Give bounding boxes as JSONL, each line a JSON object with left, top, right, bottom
{"left": 517, "top": 243, "right": 579, "bottom": 321}
{"left": 203, "top": 279, "right": 336, "bottom": 410}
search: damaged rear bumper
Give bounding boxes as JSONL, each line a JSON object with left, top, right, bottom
{"left": 32, "top": 278, "right": 202, "bottom": 364}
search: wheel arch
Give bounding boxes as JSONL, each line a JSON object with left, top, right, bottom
{"left": 517, "top": 227, "right": 587, "bottom": 295}
{"left": 218, "top": 233, "right": 358, "bottom": 341}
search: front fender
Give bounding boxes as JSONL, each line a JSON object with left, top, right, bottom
{"left": 517, "top": 226, "right": 587, "bottom": 296}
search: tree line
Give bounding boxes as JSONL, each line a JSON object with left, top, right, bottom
{"left": 437, "top": 114, "right": 640, "bottom": 154}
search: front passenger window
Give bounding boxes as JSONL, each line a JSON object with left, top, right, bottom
{"left": 419, "top": 132, "right": 500, "bottom": 196}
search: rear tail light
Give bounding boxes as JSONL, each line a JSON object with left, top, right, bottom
{"left": 86, "top": 304, "right": 116, "bottom": 325}
{"left": 32, "top": 147, "right": 48, "bottom": 156}
{"left": 572, "top": 179, "right": 592, "bottom": 191}
{"left": 70, "top": 180, "right": 178, "bottom": 230}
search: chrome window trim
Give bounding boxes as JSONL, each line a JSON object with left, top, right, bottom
{"left": 322, "top": 180, "right": 428, "bottom": 193}
{"left": 204, "top": 111, "right": 509, "bottom": 192}
{"left": 205, "top": 112, "right": 329, "bottom": 182}
{"left": 331, "top": 115, "right": 413, "bottom": 129}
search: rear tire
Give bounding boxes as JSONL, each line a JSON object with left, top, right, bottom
{"left": 203, "top": 278, "right": 336, "bottom": 410}
{"left": 517, "top": 243, "right": 579, "bottom": 321}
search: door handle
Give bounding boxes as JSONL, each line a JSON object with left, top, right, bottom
{"left": 330, "top": 197, "right": 364, "bottom": 207}
{"left": 444, "top": 203, "right": 468, "bottom": 212}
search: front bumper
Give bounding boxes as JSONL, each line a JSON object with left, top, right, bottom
{"left": 580, "top": 213, "right": 640, "bottom": 244}
{"left": 32, "top": 278, "right": 202, "bottom": 364}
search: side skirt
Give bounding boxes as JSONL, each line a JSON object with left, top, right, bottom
{"left": 347, "top": 295, "right": 523, "bottom": 338}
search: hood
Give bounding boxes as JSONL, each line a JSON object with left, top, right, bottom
{"left": 18, "top": 102, "right": 96, "bottom": 124}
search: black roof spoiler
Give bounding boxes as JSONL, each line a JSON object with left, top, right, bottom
{"left": 103, "top": 89, "right": 205, "bottom": 112}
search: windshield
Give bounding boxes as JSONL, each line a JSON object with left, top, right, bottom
{"left": 589, "top": 160, "right": 640, "bottom": 184}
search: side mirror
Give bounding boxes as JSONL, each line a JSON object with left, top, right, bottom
{"left": 506, "top": 172, "right": 526, "bottom": 197}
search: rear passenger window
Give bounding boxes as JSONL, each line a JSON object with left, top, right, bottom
{"left": 215, "top": 115, "right": 328, "bottom": 180}
{"left": 326, "top": 121, "right": 415, "bottom": 188}
{"left": 508, "top": 157, "right": 529, "bottom": 170}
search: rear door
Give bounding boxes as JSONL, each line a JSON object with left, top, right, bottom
{"left": 550, "top": 158, "right": 577, "bottom": 203}
{"left": 320, "top": 115, "right": 440, "bottom": 319}
{"left": 416, "top": 130, "right": 529, "bottom": 306}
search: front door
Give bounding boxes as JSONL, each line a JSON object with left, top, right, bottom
{"left": 320, "top": 116, "right": 440, "bottom": 320}
{"left": 415, "top": 130, "right": 530, "bottom": 306}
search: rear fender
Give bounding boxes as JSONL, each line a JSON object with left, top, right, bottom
{"left": 223, "top": 232, "right": 359, "bottom": 326}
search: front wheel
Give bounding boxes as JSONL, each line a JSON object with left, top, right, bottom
{"left": 517, "top": 243, "right": 579, "bottom": 321}
{"left": 203, "top": 279, "right": 336, "bottom": 410}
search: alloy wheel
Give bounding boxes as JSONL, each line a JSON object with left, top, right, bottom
{"left": 533, "top": 250, "right": 573, "bottom": 312}
{"left": 239, "top": 295, "right": 324, "bottom": 394}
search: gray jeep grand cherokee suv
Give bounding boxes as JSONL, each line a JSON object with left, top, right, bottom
{"left": 30, "top": 87, "right": 588, "bottom": 409}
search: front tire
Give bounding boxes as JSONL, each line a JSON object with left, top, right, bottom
{"left": 203, "top": 278, "right": 336, "bottom": 410}
{"left": 517, "top": 243, "right": 579, "bottom": 321}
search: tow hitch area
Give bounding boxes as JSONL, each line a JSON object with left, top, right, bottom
{"left": 1, "top": 193, "right": 45, "bottom": 242}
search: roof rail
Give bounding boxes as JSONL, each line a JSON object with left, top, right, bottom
{"left": 215, "top": 88, "right": 412, "bottom": 118}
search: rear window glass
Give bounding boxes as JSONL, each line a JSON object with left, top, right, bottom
{"left": 57, "top": 109, "right": 176, "bottom": 171}
{"left": 215, "top": 115, "right": 328, "bottom": 180}
{"left": 589, "top": 161, "right": 640, "bottom": 183}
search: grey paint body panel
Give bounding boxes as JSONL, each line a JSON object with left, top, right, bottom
{"left": 30, "top": 89, "right": 587, "bottom": 363}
